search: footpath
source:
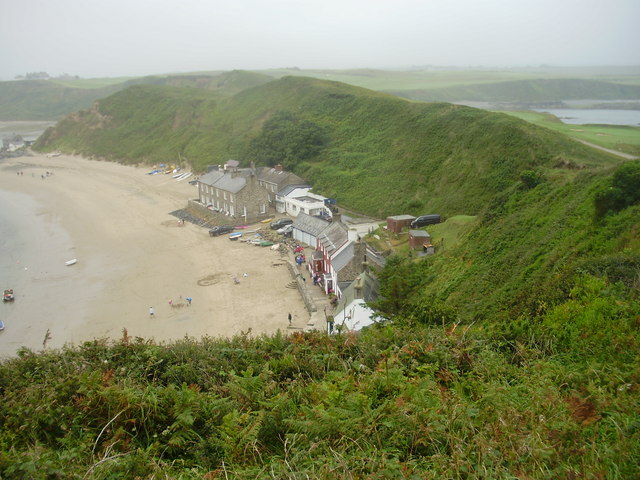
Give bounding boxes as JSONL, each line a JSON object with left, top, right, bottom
{"left": 285, "top": 245, "right": 333, "bottom": 334}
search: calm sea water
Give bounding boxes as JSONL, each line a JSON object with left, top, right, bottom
{"left": 533, "top": 108, "right": 640, "bottom": 126}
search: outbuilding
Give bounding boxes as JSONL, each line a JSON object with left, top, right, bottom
{"left": 409, "top": 229, "right": 431, "bottom": 250}
{"left": 386, "top": 215, "right": 416, "bottom": 234}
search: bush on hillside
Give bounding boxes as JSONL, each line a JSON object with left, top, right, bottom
{"left": 246, "top": 110, "right": 326, "bottom": 167}
{"left": 594, "top": 161, "right": 640, "bottom": 219}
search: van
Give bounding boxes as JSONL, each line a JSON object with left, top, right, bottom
{"left": 410, "top": 214, "right": 441, "bottom": 229}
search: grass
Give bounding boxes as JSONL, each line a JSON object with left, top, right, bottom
{"left": 502, "top": 110, "right": 640, "bottom": 156}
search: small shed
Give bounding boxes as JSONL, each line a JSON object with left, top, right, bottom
{"left": 386, "top": 215, "right": 416, "bottom": 234}
{"left": 409, "top": 229, "right": 431, "bottom": 250}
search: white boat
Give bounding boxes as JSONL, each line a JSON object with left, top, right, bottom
{"left": 177, "top": 172, "right": 193, "bottom": 181}
{"left": 65, "top": 259, "right": 77, "bottom": 266}
{"left": 0, "top": 319, "right": 4, "bottom": 331}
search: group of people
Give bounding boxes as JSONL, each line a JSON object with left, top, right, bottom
{"left": 294, "top": 245, "right": 306, "bottom": 266}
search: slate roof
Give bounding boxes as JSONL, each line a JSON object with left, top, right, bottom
{"left": 337, "top": 271, "right": 379, "bottom": 304}
{"left": 331, "top": 241, "right": 354, "bottom": 273}
{"left": 214, "top": 173, "right": 247, "bottom": 194}
{"left": 318, "top": 221, "right": 348, "bottom": 256}
{"left": 257, "top": 167, "right": 305, "bottom": 187}
{"left": 199, "top": 170, "right": 226, "bottom": 186}
{"left": 409, "top": 229, "right": 431, "bottom": 238}
{"left": 387, "top": 215, "right": 416, "bottom": 221}
{"left": 292, "top": 212, "right": 330, "bottom": 237}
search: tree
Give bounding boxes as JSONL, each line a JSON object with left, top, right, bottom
{"left": 247, "top": 111, "right": 326, "bottom": 167}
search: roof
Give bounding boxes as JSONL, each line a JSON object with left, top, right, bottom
{"left": 318, "top": 221, "right": 348, "bottom": 256}
{"left": 214, "top": 173, "right": 247, "bottom": 194}
{"left": 257, "top": 167, "right": 305, "bottom": 187}
{"left": 331, "top": 241, "right": 354, "bottom": 273}
{"left": 199, "top": 170, "right": 226, "bottom": 186}
{"left": 387, "top": 215, "right": 416, "bottom": 221}
{"left": 277, "top": 184, "right": 311, "bottom": 197}
{"left": 292, "top": 212, "right": 330, "bottom": 237}
{"left": 332, "top": 299, "right": 377, "bottom": 332}
{"left": 409, "top": 229, "right": 431, "bottom": 238}
{"left": 225, "top": 159, "right": 240, "bottom": 168}
{"left": 336, "top": 271, "right": 379, "bottom": 305}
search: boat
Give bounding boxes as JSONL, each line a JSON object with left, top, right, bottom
{"left": 260, "top": 218, "right": 274, "bottom": 224}
{"left": 259, "top": 241, "right": 274, "bottom": 247}
{"left": 229, "top": 232, "right": 243, "bottom": 240}
{"left": 0, "top": 319, "right": 4, "bottom": 331}
{"left": 65, "top": 259, "right": 77, "bottom": 266}
{"left": 3, "top": 289, "right": 14, "bottom": 302}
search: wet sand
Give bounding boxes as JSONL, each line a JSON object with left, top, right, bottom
{"left": 0, "top": 153, "right": 308, "bottom": 358}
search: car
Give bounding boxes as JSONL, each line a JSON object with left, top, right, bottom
{"left": 410, "top": 214, "right": 441, "bottom": 229}
{"left": 209, "top": 225, "right": 234, "bottom": 237}
{"left": 270, "top": 218, "right": 293, "bottom": 230}
{"left": 277, "top": 224, "right": 293, "bottom": 235}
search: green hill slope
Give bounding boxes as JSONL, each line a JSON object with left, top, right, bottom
{"left": 35, "top": 76, "right": 639, "bottom": 323}
{"left": 36, "top": 76, "right": 616, "bottom": 218}
{"left": 0, "top": 71, "right": 273, "bottom": 121}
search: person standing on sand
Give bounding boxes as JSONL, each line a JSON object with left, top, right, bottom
{"left": 288, "top": 312, "right": 292, "bottom": 325}
{"left": 149, "top": 307, "right": 155, "bottom": 317}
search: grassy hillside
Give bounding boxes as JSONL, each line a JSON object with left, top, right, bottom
{"left": 0, "top": 71, "right": 273, "bottom": 121}
{"left": 1, "top": 292, "right": 637, "bottom": 478}
{"left": 36, "top": 76, "right": 617, "bottom": 219}
{"left": 0, "top": 80, "right": 121, "bottom": 120}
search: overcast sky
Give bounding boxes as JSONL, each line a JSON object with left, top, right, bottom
{"left": 1, "top": 0, "right": 639, "bottom": 80}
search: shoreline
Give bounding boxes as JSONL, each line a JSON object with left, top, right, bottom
{"left": 0, "top": 153, "right": 309, "bottom": 358}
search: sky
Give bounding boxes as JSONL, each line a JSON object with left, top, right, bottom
{"left": 1, "top": 0, "right": 639, "bottom": 80}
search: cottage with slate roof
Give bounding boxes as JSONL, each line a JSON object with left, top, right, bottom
{"left": 196, "top": 166, "right": 270, "bottom": 223}
{"left": 311, "top": 220, "right": 351, "bottom": 296}
{"left": 256, "top": 164, "right": 306, "bottom": 207}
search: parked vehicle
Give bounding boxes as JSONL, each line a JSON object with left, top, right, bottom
{"left": 410, "top": 214, "right": 441, "bottom": 228}
{"left": 270, "top": 218, "right": 293, "bottom": 230}
{"left": 277, "top": 224, "right": 293, "bottom": 235}
{"left": 209, "top": 225, "right": 234, "bottom": 237}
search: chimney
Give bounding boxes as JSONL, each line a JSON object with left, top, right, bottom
{"left": 354, "top": 274, "right": 364, "bottom": 300}
{"left": 332, "top": 212, "right": 342, "bottom": 223}
{"left": 274, "top": 164, "right": 283, "bottom": 172}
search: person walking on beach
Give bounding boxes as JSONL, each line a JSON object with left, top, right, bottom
{"left": 149, "top": 307, "right": 155, "bottom": 317}
{"left": 288, "top": 312, "right": 292, "bottom": 325}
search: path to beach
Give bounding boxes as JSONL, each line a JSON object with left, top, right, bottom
{"left": 0, "top": 153, "right": 310, "bottom": 357}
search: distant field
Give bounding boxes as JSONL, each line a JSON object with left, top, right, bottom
{"left": 262, "top": 66, "right": 640, "bottom": 92}
{"left": 51, "top": 77, "right": 137, "bottom": 89}
{"left": 501, "top": 110, "right": 640, "bottom": 157}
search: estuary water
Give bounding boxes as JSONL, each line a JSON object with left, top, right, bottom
{"left": 532, "top": 108, "right": 640, "bottom": 126}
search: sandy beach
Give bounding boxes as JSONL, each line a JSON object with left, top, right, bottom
{"left": 0, "top": 153, "right": 309, "bottom": 358}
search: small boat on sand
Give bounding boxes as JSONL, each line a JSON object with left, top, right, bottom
{"left": 229, "top": 232, "right": 243, "bottom": 240}
{"left": 3, "top": 289, "right": 14, "bottom": 302}
{"left": 0, "top": 319, "right": 4, "bottom": 331}
{"left": 65, "top": 259, "right": 77, "bottom": 266}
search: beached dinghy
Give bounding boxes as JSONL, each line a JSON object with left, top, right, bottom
{"left": 229, "top": 232, "right": 243, "bottom": 240}
{"left": 65, "top": 259, "right": 77, "bottom": 266}
{"left": 3, "top": 289, "right": 14, "bottom": 302}
{"left": 0, "top": 319, "right": 4, "bottom": 331}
